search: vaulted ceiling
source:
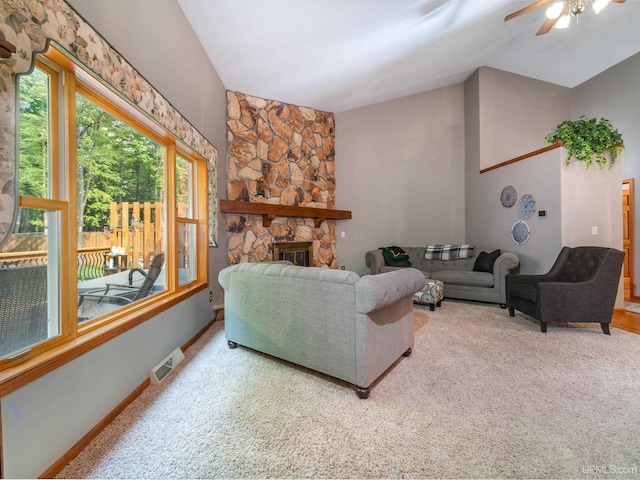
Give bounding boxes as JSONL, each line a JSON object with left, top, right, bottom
{"left": 178, "top": 0, "right": 640, "bottom": 112}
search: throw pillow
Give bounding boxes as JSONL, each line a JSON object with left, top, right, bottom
{"left": 380, "top": 246, "right": 412, "bottom": 267}
{"left": 473, "top": 249, "right": 501, "bottom": 273}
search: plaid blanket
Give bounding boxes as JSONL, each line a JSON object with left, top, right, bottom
{"left": 424, "top": 244, "right": 475, "bottom": 260}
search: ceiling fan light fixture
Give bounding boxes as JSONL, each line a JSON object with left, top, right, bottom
{"left": 569, "top": 0, "right": 586, "bottom": 16}
{"left": 555, "top": 13, "right": 571, "bottom": 29}
{"left": 546, "top": 2, "right": 565, "bottom": 19}
{"left": 592, "top": 0, "right": 612, "bottom": 14}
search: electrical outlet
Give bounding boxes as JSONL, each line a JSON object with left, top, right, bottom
{"left": 208, "top": 291, "right": 213, "bottom": 302}
{"left": 592, "top": 226, "right": 598, "bottom": 236}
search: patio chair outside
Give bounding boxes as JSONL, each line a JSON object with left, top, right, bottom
{"left": 0, "top": 265, "right": 49, "bottom": 357}
{"left": 78, "top": 253, "right": 165, "bottom": 322}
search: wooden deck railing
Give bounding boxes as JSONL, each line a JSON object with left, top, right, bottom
{"left": 107, "top": 201, "right": 164, "bottom": 269}
{"left": 0, "top": 201, "right": 165, "bottom": 275}
{"left": 0, "top": 247, "right": 110, "bottom": 281}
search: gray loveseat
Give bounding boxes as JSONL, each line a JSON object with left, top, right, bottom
{"left": 366, "top": 247, "right": 520, "bottom": 307}
{"left": 218, "top": 262, "right": 425, "bottom": 398}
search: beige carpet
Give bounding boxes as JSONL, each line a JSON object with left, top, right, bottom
{"left": 57, "top": 301, "right": 640, "bottom": 479}
{"left": 624, "top": 301, "right": 640, "bottom": 314}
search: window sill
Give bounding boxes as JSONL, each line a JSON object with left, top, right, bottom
{"left": 0, "top": 282, "right": 207, "bottom": 396}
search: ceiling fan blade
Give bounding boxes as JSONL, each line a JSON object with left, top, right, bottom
{"left": 504, "top": 0, "right": 555, "bottom": 22}
{"left": 535, "top": 17, "right": 559, "bottom": 35}
{"left": 611, "top": 0, "right": 626, "bottom": 3}
{"left": 536, "top": 2, "right": 568, "bottom": 35}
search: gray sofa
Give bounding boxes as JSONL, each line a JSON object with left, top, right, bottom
{"left": 366, "top": 247, "right": 520, "bottom": 306}
{"left": 218, "top": 262, "right": 425, "bottom": 398}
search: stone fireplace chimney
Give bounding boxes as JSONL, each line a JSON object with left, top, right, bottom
{"left": 225, "top": 91, "right": 338, "bottom": 268}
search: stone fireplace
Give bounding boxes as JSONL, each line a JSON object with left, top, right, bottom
{"left": 225, "top": 91, "right": 339, "bottom": 268}
{"left": 273, "top": 241, "right": 313, "bottom": 266}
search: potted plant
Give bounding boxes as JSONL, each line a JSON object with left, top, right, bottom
{"left": 545, "top": 116, "right": 624, "bottom": 169}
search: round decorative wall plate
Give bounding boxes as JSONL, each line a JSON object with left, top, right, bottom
{"left": 517, "top": 194, "right": 536, "bottom": 219}
{"left": 500, "top": 185, "right": 517, "bottom": 208}
{"left": 511, "top": 221, "right": 530, "bottom": 245}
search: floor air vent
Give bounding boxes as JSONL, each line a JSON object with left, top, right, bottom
{"left": 150, "top": 347, "right": 185, "bottom": 385}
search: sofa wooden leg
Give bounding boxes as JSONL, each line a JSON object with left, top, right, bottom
{"left": 601, "top": 323, "right": 611, "bottom": 335}
{"left": 437, "top": 300, "right": 442, "bottom": 307}
{"left": 508, "top": 307, "right": 515, "bottom": 317}
{"left": 227, "top": 340, "right": 238, "bottom": 349}
{"left": 403, "top": 347, "right": 412, "bottom": 357}
{"left": 540, "top": 322, "right": 547, "bottom": 333}
{"left": 500, "top": 303, "right": 507, "bottom": 309}
{"left": 429, "top": 303, "right": 435, "bottom": 311}
{"left": 355, "top": 386, "right": 371, "bottom": 399}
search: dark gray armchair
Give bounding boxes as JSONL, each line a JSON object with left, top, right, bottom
{"left": 506, "top": 246, "right": 624, "bottom": 334}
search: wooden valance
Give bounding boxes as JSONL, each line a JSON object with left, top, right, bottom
{"left": 220, "top": 200, "right": 352, "bottom": 227}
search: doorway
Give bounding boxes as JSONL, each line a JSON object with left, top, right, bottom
{"left": 622, "top": 179, "right": 634, "bottom": 301}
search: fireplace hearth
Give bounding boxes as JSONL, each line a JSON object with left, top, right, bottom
{"left": 273, "top": 242, "right": 313, "bottom": 267}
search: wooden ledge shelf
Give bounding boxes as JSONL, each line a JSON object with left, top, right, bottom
{"left": 479, "top": 142, "right": 563, "bottom": 174}
{"left": 220, "top": 200, "right": 352, "bottom": 227}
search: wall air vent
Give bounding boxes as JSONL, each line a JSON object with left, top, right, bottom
{"left": 150, "top": 347, "right": 185, "bottom": 385}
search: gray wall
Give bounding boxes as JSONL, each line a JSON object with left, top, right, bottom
{"left": 478, "top": 67, "right": 573, "bottom": 170}
{"left": 465, "top": 63, "right": 624, "bottom": 303}
{"left": 572, "top": 52, "right": 640, "bottom": 295}
{"left": 2, "top": 1, "right": 228, "bottom": 477}
{"left": 334, "top": 85, "right": 466, "bottom": 275}
{"left": 465, "top": 67, "right": 570, "bottom": 274}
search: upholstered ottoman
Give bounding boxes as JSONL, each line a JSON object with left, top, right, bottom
{"left": 413, "top": 279, "right": 444, "bottom": 311}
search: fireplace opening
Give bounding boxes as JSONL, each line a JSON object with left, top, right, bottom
{"left": 273, "top": 241, "right": 313, "bottom": 267}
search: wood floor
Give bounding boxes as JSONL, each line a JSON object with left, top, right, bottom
{"left": 612, "top": 309, "right": 640, "bottom": 334}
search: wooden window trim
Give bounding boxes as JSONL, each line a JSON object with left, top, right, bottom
{"left": 0, "top": 283, "right": 207, "bottom": 396}
{"left": 0, "top": 44, "right": 211, "bottom": 393}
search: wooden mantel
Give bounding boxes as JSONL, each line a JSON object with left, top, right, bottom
{"left": 220, "top": 200, "right": 352, "bottom": 227}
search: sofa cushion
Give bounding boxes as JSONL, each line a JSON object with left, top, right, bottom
{"left": 431, "top": 270, "right": 494, "bottom": 287}
{"left": 424, "top": 244, "right": 475, "bottom": 260}
{"left": 473, "top": 249, "right": 501, "bottom": 273}
{"left": 380, "top": 246, "right": 412, "bottom": 267}
{"left": 380, "top": 265, "right": 431, "bottom": 277}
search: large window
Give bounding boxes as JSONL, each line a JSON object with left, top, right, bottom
{"left": 74, "top": 90, "right": 167, "bottom": 322}
{"left": 176, "top": 154, "right": 198, "bottom": 286}
{"left": 0, "top": 45, "right": 209, "bottom": 365}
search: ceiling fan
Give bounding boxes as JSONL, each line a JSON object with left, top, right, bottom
{"left": 504, "top": 0, "right": 626, "bottom": 36}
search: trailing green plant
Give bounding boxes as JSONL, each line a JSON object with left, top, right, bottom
{"left": 545, "top": 116, "right": 624, "bottom": 169}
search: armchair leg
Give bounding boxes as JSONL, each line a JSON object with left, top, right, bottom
{"left": 540, "top": 321, "right": 547, "bottom": 333}
{"left": 355, "top": 386, "right": 371, "bottom": 399}
{"left": 601, "top": 323, "right": 611, "bottom": 335}
{"left": 508, "top": 307, "right": 515, "bottom": 317}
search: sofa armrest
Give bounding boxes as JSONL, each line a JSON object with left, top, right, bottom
{"left": 493, "top": 252, "right": 520, "bottom": 279}
{"left": 537, "top": 279, "right": 615, "bottom": 322}
{"left": 506, "top": 272, "right": 554, "bottom": 288}
{"left": 365, "top": 249, "right": 385, "bottom": 275}
{"left": 490, "top": 252, "right": 520, "bottom": 304}
{"left": 355, "top": 268, "right": 425, "bottom": 313}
